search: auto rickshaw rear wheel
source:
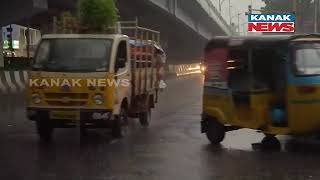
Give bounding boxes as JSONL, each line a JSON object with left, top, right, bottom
{"left": 261, "top": 135, "right": 281, "bottom": 150}
{"left": 206, "top": 119, "right": 225, "bottom": 144}
{"left": 36, "top": 120, "right": 53, "bottom": 142}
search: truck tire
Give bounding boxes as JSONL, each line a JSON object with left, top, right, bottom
{"left": 261, "top": 135, "right": 281, "bottom": 150}
{"left": 36, "top": 120, "right": 53, "bottom": 142}
{"left": 139, "top": 108, "right": 151, "bottom": 127}
{"left": 112, "top": 105, "right": 128, "bottom": 138}
{"left": 206, "top": 119, "right": 225, "bottom": 144}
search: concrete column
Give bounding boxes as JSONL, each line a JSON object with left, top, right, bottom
{"left": 0, "top": 28, "right": 3, "bottom": 69}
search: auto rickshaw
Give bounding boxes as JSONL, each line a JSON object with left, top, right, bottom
{"left": 201, "top": 34, "right": 320, "bottom": 145}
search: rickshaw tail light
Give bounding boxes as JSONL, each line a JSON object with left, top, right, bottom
{"left": 297, "top": 85, "right": 317, "bottom": 94}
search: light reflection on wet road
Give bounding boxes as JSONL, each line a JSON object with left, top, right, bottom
{"left": 1, "top": 75, "right": 320, "bottom": 180}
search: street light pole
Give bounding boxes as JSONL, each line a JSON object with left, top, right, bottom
{"left": 315, "top": 0, "right": 318, "bottom": 33}
{"left": 26, "top": 20, "right": 30, "bottom": 59}
{"left": 219, "top": 0, "right": 227, "bottom": 14}
{"left": 229, "top": 0, "right": 232, "bottom": 25}
{"left": 237, "top": 13, "right": 240, "bottom": 33}
{"left": 230, "top": 12, "right": 242, "bottom": 33}
{"left": 293, "top": 0, "right": 298, "bottom": 32}
{"left": 242, "top": 24, "right": 245, "bottom": 35}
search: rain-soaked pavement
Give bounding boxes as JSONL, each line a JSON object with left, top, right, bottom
{"left": 1, "top": 75, "right": 320, "bottom": 180}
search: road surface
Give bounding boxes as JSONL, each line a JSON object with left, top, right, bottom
{"left": 1, "top": 75, "right": 320, "bottom": 180}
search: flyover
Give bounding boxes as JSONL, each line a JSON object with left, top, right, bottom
{"left": 0, "top": 0, "right": 232, "bottom": 64}
{"left": 142, "top": 0, "right": 232, "bottom": 38}
{"left": 0, "top": 0, "right": 48, "bottom": 26}
{"left": 117, "top": 0, "right": 232, "bottom": 63}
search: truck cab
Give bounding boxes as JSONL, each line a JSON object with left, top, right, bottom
{"left": 26, "top": 24, "right": 162, "bottom": 141}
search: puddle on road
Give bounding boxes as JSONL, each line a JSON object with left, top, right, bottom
{"left": 221, "top": 129, "right": 265, "bottom": 151}
{"left": 215, "top": 129, "right": 320, "bottom": 154}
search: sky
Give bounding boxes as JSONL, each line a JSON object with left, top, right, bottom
{"left": 211, "top": 0, "right": 265, "bottom": 34}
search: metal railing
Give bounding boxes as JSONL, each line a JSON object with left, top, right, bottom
{"left": 110, "top": 20, "right": 161, "bottom": 96}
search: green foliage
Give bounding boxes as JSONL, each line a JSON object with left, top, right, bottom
{"left": 262, "top": 0, "right": 293, "bottom": 12}
{"left": 262, "top": 0, "right": 316, "bottom": 32}
{"left": 62, "top": 11, "right": 73, "bottom": 19}
{"left": 262, "top": 0, "right": 313, "bottom": 13}
{"left": 78, "top": 0, "right": 118, "bottom": 30}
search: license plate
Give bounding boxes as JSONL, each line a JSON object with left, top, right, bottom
{"left": 49, "top": 111, "right": 80, "bottom": 120}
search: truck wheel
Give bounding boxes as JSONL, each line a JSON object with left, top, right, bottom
{"left": 112, "top": 106, "right": 128, "bottom": 138}
{"left": 36, "top": 120, "right": 53, "bottom": 142}
{"left": 206, "top": 119, "right": 225, "bottom": 144}
{"left": 139, "top": 108, "right": 151, "bottom": 127}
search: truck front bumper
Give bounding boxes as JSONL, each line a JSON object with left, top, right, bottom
{"left": 27, "top": 108, "right": 113, "bottom": 125}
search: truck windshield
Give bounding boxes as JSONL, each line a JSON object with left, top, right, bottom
{"left": 32, "top": 39, "right": 112, "bottom": 72}
{"left": 294, "top": 43, "right": 320, "bottom": 75}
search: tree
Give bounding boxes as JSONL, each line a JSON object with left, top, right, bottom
{"left": 262, "top": 0, "right": 313, "bottom": 13}
{"left": 262, "top": 0, "right": 293, "bottom": 12}
{"left": 78, "top": 0, "right": 118, "bottom": 31}
{"left": 262, "top": 0, "right": 315, "bottom": 32}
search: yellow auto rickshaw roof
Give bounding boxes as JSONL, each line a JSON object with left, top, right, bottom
{"left": 205, "top": 34, "right": 320, "bottom": 52}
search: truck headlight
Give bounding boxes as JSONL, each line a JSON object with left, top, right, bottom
{"left": 93, "top": 94, "right": 104, "bottom": 105}
{"left": 32, "top": 93, "right": 41, "bottom": 104}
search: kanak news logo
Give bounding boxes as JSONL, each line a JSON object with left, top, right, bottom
{"left": 248, "top": 13, "right": 295, "bottom": 33}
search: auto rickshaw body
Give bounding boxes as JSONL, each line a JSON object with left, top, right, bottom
{"left": 201, "top": 34, "right": 320, "bottom": 144}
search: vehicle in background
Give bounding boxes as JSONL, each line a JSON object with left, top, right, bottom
{"left": 201, "top": 34, "right": 320, "bottom": 146}
{"left": 2, "top": 24, "right": 41, "bottom": 57}
{"left": 26, "top": 20, "right": 164, "bottom": 141}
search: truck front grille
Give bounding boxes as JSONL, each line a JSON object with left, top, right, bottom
{"left": 44, "top": 93, "right": 89, "bottom": 106}
{"left": 44, "top": 93, "right": 89, "bottom": 99}
{"left": 46, "top": 100, "right": 87, "bottom": 106}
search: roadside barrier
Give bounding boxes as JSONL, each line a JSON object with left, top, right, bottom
{"left": 0, "top": 71, "right": 28, "bottom": 94}
{"left": 0, "top": 71, "right": 27, "bottom": 124}
{"left": 0, "top": 65, "right": 201, "bottom": 94}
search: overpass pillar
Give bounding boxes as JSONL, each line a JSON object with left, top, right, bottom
{"left": 0, "top": 28, "right": 3, "bottom": 69}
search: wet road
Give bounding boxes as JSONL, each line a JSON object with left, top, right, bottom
{"left": 1, "top": 75, "right": 320, "bottom": 180}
